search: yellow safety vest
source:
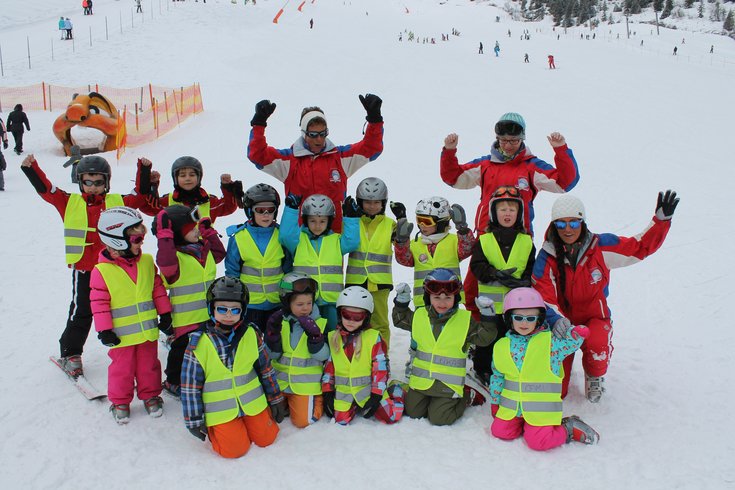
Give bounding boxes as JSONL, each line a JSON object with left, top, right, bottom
{"left": 408, "top": 308, "right": 470, "bottom": 396}
{"left": 163, "top": 251, "right": 216, "bottom": 329}
{"left": 170, "top": 197, "right": 210, "bottom": 219}
{"left": 493, "top": 331, "right": 563, "bottom": 426}
{"left": 345, "top": 215, "right": 394, "bottom": 286}
{"left": 63, "top": 193, "right": 124, "bottom": 264}
{"left": 409, "top": 234, "right": 463, "bottom": 307}
{"left": 329, "top": 328, "right": 387, "bottom": 411}
{"left": 272, "top": 317, "right": 327, "bottom": 395}
{"left": 477, "top": 233, "right": 533, "bottom": 314}
{"left": 192, "top": 328, "right": 268, "bottom": 427}
{"left": 95, "top": 253, "right": 159, "bottom": 348}
{"left": 293, "top": 233, "right": 344, "bottom": 303}
{"left": 233, "top": 228, "right": 284, "bottom": 305}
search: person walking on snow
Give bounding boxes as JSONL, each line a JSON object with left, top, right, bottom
{"left": 65, "top": 18, "right": 73, "bottom": 40}
{"left": 479, "top": 42, "right": 483, "bottom": 54}
{"left": 548, "top": 54, "right": 555, "bottom": 69}
{"left": 58, "top": 17, "right": 67, "bottom": 39}
{"left": 494, "top": 41, "right": 500, "bottom": 57}
{"left": 136, "top": 0, "right": 143, "bottom": 13}
{"left": 0, "top": 118, "right": 8, "bottom": 191}
{"left": 6, "top": 104, "right": 30, "bottom": 155}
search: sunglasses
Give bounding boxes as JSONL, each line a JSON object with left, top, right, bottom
{"left": 82, "top": 179, "right": 106, "bottom": 187}
{"left": 511, "top": 314, "right": 540, "bottom": 323}
{"left": 554, "top": 219, "right": 583, "bottom": 230}
{"left": 424, "top": 280, "right": 461, "bottom": 296}
{"left": 340, "top": 309, "right": 368, "bottom": 323}
{"left": 304, "top": 129, "right": 329, "bottom": 139}
{"left": 215, "top": 306, "right": 242, "bottom": 316}
{"left": 254, "top": 205, "right": 276, "bottom": 215}
{"left": 492, "top": 185, "right": 520, "bottom": 198}
{"left": 416, "top": 215, "right": 436, "bottom": 227}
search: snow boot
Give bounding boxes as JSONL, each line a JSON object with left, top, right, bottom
{"left": 162, "top": 380, "right": 181, "bottom": 398}
{"left": 464, "top": 385, "right": 486, "bottom": 406}
{"left": 585, "top": 375, "right": 605, "bottom": 403}
{"left": 110, "top": 403, "right": 130, "bottom": 425}
{"left": 60, "top": 355, "right": 84, "bottom": 378}
{"left": 144, "top": 396, "right": 164, "bottom": 418}
{"left": 563, "top": 415, "right": 599, "bottom": 445}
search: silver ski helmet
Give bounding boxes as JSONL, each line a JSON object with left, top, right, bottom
{"left": 97, "top": 206, "right": 144, "bottom": 252}
{"left": 301, "top": 194, "right": 336, "bottom": 231}
{"left": 76, "top": 155, "right": 111, "bottom": 193}
{"left": 356, "top": 177, "right": 388, "bottom": 215}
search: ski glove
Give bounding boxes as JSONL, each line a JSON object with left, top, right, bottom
{"left": 450, "top": 204, "right": 469, "bottom": 234}
{"left": 571, "top": 325, "right": 590, "bottom": 340}
{"left": 498, "top": 276, "right": 530, "bottom": 289}
{"left": 297, "top": 316, "right": 323, "bottom": 339}
{"left": 323, "top": 391, "right": 335, "bottom": 419}
{"left": 98, "top": 330, "right": 121, "bottom": 347}
{"left": 474, "top": 296, "right": 496, "bottom": 317}
{"left": 3, "top": 141, "right": 7, "bottom": 150}
{"left": 188, "top": 425, "right": 208, "bottom": 441}
{"left": 655, "top": 189, "right": 679, "bottom": 221}
{"left": 285, "top": 193, "right": 302, "bottom": 210}
{"left": 153, "top": 209, "right": 174, "bottom": 240}
{"left": 265, "top": 310, "right": 284, "bottom": 352}
{"left": 552, "top": 317, "right": 573, "bottom": 339}
{"left": 158, "top": 313, "right": 173, "bottom": 336}
{"left": 270, "top": 399, "right": 289, "bottom": 423}
{"left": 394, "top": 282, "right": 412, "bottom": 305}
{"left": 494, "top": 267, "right": 517, "bottom": 281}
{"left": 389, "top": 201, "right": 406, "bottom": 220}
{"left": 342, "top": 196, "right": 363, "bottom": 218}
{"left": 359, "top": 93, "right": 383, "bottom": 123}
{"left": 362, "top": 393, "right": 383, "bottom": 419}
{"left": 251, "top": 99, "right": 276, "bottom": 127}
{"left": 394, "top": 218, "right": 414, "bottom": 244}
{"left": 222, "top": 180, "right": 245, "bottom": 209}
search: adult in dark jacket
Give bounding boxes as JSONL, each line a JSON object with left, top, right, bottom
{"left": 6, "top": 104, "right": 30, "bottom": 155}
{"left": 0, "top": 119, "right": 8, "bottom": 190}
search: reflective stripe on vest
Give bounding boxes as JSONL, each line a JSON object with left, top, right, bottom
{"left": 271, "top": 318, "right": 327, "bottom": 395}
{"left": 63, "top": 194, "right": 124, "bottom": 265}
{"left": 170, "top": 198, "right": 211, "bottom": 220}
{"left": 293, "top": 233, "right": 344, "bottom": 303}
{"left": 477, "top": 233, "right": 533, "bottom": 313}
{"left": 408, "top": 308, "right": 470, "bottom": 396}
{"left": 192, "top": 328, "right": 268, "bottom": 427}
{"left": 95, "top": 254, "right": 159, "bottom": 348}
{"left": 345, "top": 216, "right": 394, "bottom": 285}
{"left": 409, "top": 234, "right": 462, "bottom": 307}
{"left": 234, "top": 228, "right": 284, "bottom": 305}
{"left": 493, "top": 331, "right": 563, "bottom": 425}
{"left": 329, "top": 329, "right": 382, "bottom": 411}
{"left": 164, "top": 252, "right": 216, "bottom": 328}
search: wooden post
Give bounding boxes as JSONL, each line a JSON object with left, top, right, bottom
{"left": 42, "top": 82, "right": 47, "bottom": 111}
{"left": 135, "top": 102, "right": 139, "bottom": 131}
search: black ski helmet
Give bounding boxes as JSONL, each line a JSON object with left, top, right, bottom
{"left": 151, "top": 205, "right": 199, "bottom": 245}
{"left": 206, "top": 276, "right": 249, "bottom": 315}
{"left": 243, "top": 183, "right": 281, "bottom": 220}
{"left": 171, "top": 156, "right": 203, "bottom": 188}
{"left": 488, "top": 186, "right": 525, "bottom": 231}
{"left": 76, "top": 155, "right": 111, "bottom": 193}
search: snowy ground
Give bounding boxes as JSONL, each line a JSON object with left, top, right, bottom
{"left": 1, "top": 1, "right": 734, "bottom": 488}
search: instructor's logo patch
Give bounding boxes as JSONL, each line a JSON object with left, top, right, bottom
{"left": 330, "top": 170, "right": 341, "bottom": 183}
{"left": 590, "top": 268, "right": 602, "bottom": 284}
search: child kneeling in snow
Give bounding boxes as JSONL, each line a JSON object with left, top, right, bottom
{"left": 489, "top": 287, "right": 599, "bottom": 449}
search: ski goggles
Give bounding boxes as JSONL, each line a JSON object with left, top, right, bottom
{"left": 494, "top": 120, "right": 524, "bottom": 137}
{"left": 424, "top": 280, "right": 462, "bottom": 296}
{"left": 282, "top": 278, "right": 318, "bottom": 295}
{"left": 510, "top": 314, "right": 540, "bottom": 323}
{"left": 303, "top": 128, "right": 329, "bottom": 139}
{"left": 128, "top": 233, "right": 145, "bottom": 245}
{"left": 82, "top": 179, "right": 106, "bottom": 187}
{"left": 554, "top": 219, "right": 583, "bottom": 230}
{"left": 340, "top": 308, "right": 368, "bottom": 323}
{"left": 189, "top": 205, "right": 202, "bottom": 223}
{"left": 215, "top": 306, "right": 243, "bottom": 316}
{"left": 492, "top": 185, "right": 520, "bottom": 198}
{"left": 253, "top": 205, "right": 277, "bottom": 215}
{"left": 416, "top": 215, "right": 437, "bottom": 227}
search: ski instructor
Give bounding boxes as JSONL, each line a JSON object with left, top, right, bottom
{"left": 247, "top": 94, "right": 384, "bottom": 232}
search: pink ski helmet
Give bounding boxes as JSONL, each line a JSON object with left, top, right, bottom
{"left": 503, "top": 287, "right": 545, "bottom": 313}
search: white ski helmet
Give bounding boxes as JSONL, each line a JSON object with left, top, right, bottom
{"left": 416, "top": 196, "right": 451, "bottom": 219}
{"left": 356, "top": 177, "right": 388, "bottom": 201}
{"left": 551, "top": 195, "right": 586, "bottom": 221}
{"left": 301, "top": 194, "right": 336, "bottom": 217}
{"left": 97, "top": 206, "right": 144, "bottom": 251}
{"left": 336, "top": 286, "right": 375, "bottom": 313}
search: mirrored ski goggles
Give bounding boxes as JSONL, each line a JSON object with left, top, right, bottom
{"left": 492, "top": 185, "right": 520, "bottom": 198}
{"left": 282, "top": 278, "right": 318, "bottom": 295}
{"left": 253, "top": 205, "right": 277, "bottom": 215}
{"left": 424, "top": 280, "right": 462, "bottom": 296}
{"left": 189, "top": 205, "right": 202, "bottom": 223}
{"left": 554, "top": 219, "right": 583, "bottom": 230}
{"left": 215, "top": 306, "right": 243, "bottom": 316}
{"left": 82, "top": 179, "right": 106, "bottom": 187}
{"left": 416, "top": 215, "right": 437, "bottom": 227}
{"left": 340, "top": 309, "right": 368, "bottom": 323}
{"left": 128, "top": 233, "right": 145, "bottom": 245}
{"left": 303, "top": 129, "right": 329, "bottom": 139}
{"left": 510, "top": 314, "right": 541, "bottom": 323}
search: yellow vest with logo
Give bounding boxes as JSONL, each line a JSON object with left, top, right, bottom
{"left": 95, "top": 253, "right": 159, "bottom": 348}
{"left": 170, "top": 197, "right": 210, "bottom": 220}
{"left": 408, "top": 308, "right": 470, "bottom": 396}
{"left": 493, "top": 331, "right": 563, "bottom": 426}
{"left": 477, "top": 233, "right": 533, "bottom": 314}
{"left": 163, "top": 251, "right": 216, "bottom": 329}
{"left": 234, "top": 228, "right": 284, "bottom": 305}
{"left": 63, "top": 193, "right": 124, "bottom": 264}
{"left": 345, "top": 216, "right": 394, "bottom": 286}
{"left": 293, "top": 233, "right": 344, "bottom": 303}
{"left": 192, "top": 328, "right": 268, "bottom": 427}
{"left": 328, "top": 328, "right": 387, "bottom": 411}
{"left": 272, "top": 317, "right": 327, "bottom": 395}
{"left": 409, "top": 234, "right": 463, "bottom": 307}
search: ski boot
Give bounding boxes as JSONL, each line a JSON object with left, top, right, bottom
{"left": 60, "top": 355, "right": 84, "bottom": 378}
{"left": 464, "top": 385, "right": 487, "bottom": 406}
{"left": 110, "top": 403, "right": 131, "bottom": 425}
{"left": 144, "top": 396, "right": 164, "bottom": 418}
{"left": 562, "top": 415, "right": 599, "bottom": 445}
{"left": 585, "top": 375, "right": 605, "bottom": 403}
{"left": 162, "top": 380, "right": 181, "bottom": 398}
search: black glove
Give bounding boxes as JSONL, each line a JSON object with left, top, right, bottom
{"left": 323, "top": 391, "right": 335, "bottom": 419}
{"left": 188, "top": 425, "right": 207, "bottom": 441}
{"left": 98, "top": 330, "right": 121, "bottom": 347}
{"left": 359, "top": 94, "right": 383, "bottom": 123}
{"left": 389, "top": 201, "right": 406, "bottom": 220}
{"left": 265, "top": 310, "right": 284, "bottom": 352}
{"left": 498, "top": 276, "right": 530, "bottom": 289}
{"left": 146, "top": 181, "right": 161, "bottom": 209}
{"left": 270, "top": 399, "right": 289, "bottom": 423}
{"left": 222, "top": 180, "right": 245, "bottom": 209}
{"left": 494, "top": 267, "right": 517, "bottom": 281}
{"left": 251, "top": 99, "right": 276, "bottom": 127}
{"left": 158, "top": 312, "right": 173, "bottom": 336}
{"left": 655, "top": 190, "right": 679, "bottom": 221}
{"left": 362, "top": 393, "right": 383, "bottom": 419}
{"left": 342, "top": 196, "right": 363, "bottom": 218}
{"left": 285, "top": 193, "right": 302, "bottom": 210}
{"left": 394, "top": 218, "right": 414, "bottom": 243}
{"left": 4, "top": 140, "right": 9, "bottom": 150}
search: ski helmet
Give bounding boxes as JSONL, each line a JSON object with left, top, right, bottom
{"left": 336, "top": 286, "right": 374, "bottom": 330}
{"left": 494, "top": 112, "right": 526, "bottom": 139}
{"left": 76, "top": 155, "right": 111, "bottom": 193}
{"left": 243, "top": 183, "right": 281, "bottom": 220}
{"left": 151, "top": 205, "right": 199, "bottom": 245}
{"left": 171, "top": 156, "right": 203, "bottom": 187}
{"left": 422, "top": 268, "right": 462, "bottom": 306}
{"left": 415, "top": 196, "right": 451, "bottom": 233}
{"left": 356, "top": 177, "right": 388, "bottom": 216}
{"left": 206, "top": 277, "right": 249, "bottom": 327}
{"left": 502, "top": 287, "right": 546, "bottom": 331}
{"left": 301, "top": 194, "right": 336, "bottom": 231}
{"left": 551, "top": 194, "right": 586, "bottom": 221}
{"left": 278, "top": 272, "right": 319, "bottom": 311}
{"left": 97, "top": 206, "right": 144, "bottom": 252}
{"left": 488, "top": 185, "right": 524, "bottom": 230}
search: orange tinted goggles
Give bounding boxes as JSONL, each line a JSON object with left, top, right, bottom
{"left": 416, "top": 215, "right": 436, "bottom": 227}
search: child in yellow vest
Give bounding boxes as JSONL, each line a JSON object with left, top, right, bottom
{"left": 393, "top": 196, "right": 475, "bottom": 307}
{"left": 469, "top": 185, "right": 536, "bottom": 386}
{"left": 489, "top": 287, "right": 599, "bottom": 449}
{"left": 90, "top": 207, "right": 172, "bottom": 424}
{"left": 345, "top": 177, "right": 399, "bottom": 348}
{"left": 392, "top": 269, "right": 496, "bottom": 426}
{"left": 153, "top": 205, "right": 226, "bottom": 397}
{"left": 181, "top": 277, "right": 288, "bottom": 459}
{"left": 321, "top": 286, "right": 404, "bottom": 425}
{"left": 264, "top": 272, "right": 329, "bottom": 428}
{"left": 279, "top": 193, "right": 361, "bottom": 331}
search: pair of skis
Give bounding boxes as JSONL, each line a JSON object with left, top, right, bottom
{"left": 49, "top": 356, "right": 107, "bottom": 401}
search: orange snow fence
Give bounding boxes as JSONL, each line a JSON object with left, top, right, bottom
{"left": 297, "top": 1, "right": 305, "bottom": 11}
{"left": 273, "top": 9, "right": 284, "bottom": 23}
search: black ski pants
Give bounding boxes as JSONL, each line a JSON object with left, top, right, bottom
{"left": 59, "top": 269, "right": 94, "bottom": 357}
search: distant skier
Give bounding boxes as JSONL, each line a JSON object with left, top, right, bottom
{"left": 135, "top": 0, "right": 143, "bottom": 13}
{"left": 673, "top": 46, "right": 678, "bottom": 55}
{"left": 479, "top": 42, "right": 483, "bottom": 54}
{"left": 310, "top": 18, "right": 313, "bottom": 29}
{"left": 65, "top": 18, "right": 73, "bottom": 40}
{"left": 524, "top": 53, "right": 529, "bottom": 63}
{"left": 548, "top": 54, "right": 555, "bottom": 69}
{"left": 58, "top": 17, "right": 66, "bottom": 40}
{"left": 710, "top": 45, "right": 713, "bottom": 54}
{"left": 494, "top": 41, "right": 500, "bottom": 57}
